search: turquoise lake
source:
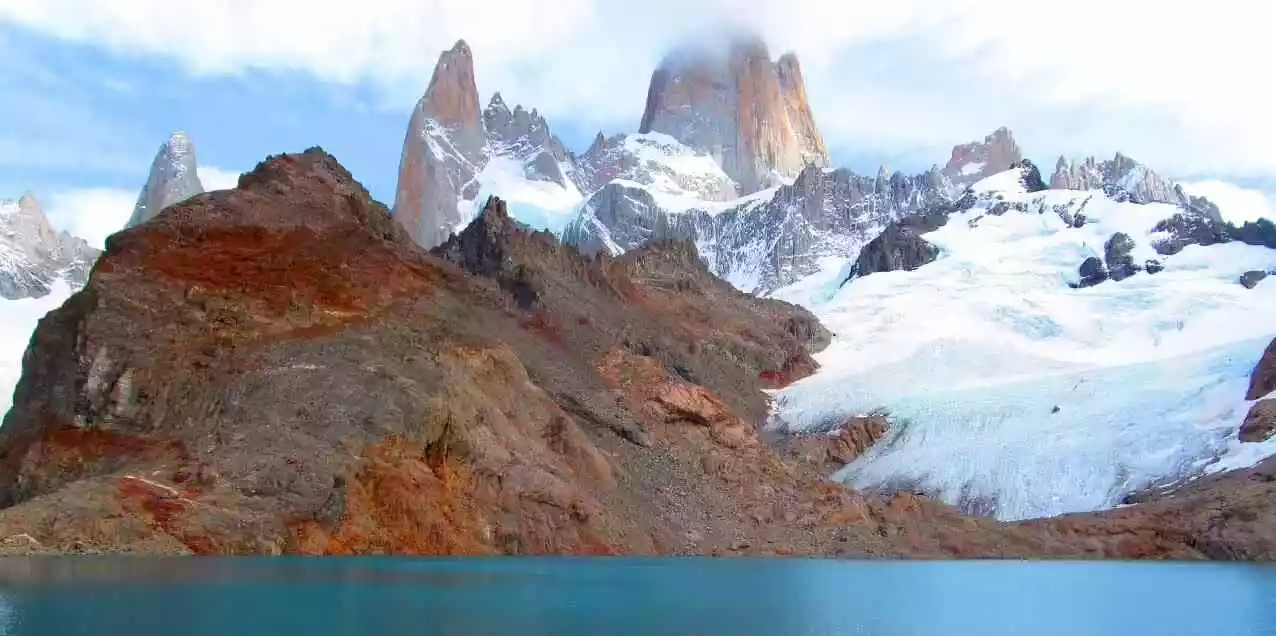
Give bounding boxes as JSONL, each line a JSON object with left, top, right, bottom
{"left": 0, "top": 558, "right": 1274, "bottom": 635}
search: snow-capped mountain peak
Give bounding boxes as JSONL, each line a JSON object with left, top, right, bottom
{"left": 942, "top": 126, "right": 1022, "bottom": 188}
{"left": 1, "top": 192, "right": 100, "bottom": 414}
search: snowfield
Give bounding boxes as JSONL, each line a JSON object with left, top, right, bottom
{"left": 1, "top": 279, "right": 72, "bottom": 415}
{"left": 462, "top": 155, "right": 584, "bottom": 235}
{"left": 769, "top": 170, "right": 1276, "bottom": 521}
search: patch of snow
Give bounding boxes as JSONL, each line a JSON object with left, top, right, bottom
{"left": 463, "top": 155, "right": 585, "bottom": 234}
{"left": 771, "top": 180, "right": 1276, "bottom": 521}
{"left": 959, "top": 161, "right": 986, "bottom": 177}
{"left": 1, "top": 278, "right": 73, "bottom": 416}
{"left": 969, "top": 168, "right": 1027, "bottom": 195}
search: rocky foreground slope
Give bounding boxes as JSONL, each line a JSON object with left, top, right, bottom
{"left": 0, "top": 148, "right": 1274, "bottom": 558}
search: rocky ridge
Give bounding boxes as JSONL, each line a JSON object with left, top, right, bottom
{"left": 942, "top": 127, "right": 1022, "bottom": 188}
{"left": 3, "top": 149, "right": 1276, "bottom": 559}
{"left": 0, "top": 194, "right": 98, "bottom": 300}
{"left": 127, "top": 131, "right": 205, "bottom": 229}
{"left": 2, "top": 148, "right": 1276, "bottom": 556}
{"left": 394, "top": 41, "right": 583, "bottom": 249}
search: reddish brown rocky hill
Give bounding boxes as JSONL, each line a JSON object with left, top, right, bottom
{"left": 0, "top": 147, "right": 837, "bottom": 555}
{"left": 2, "top": 147, "right": 1274, "bottom": 559}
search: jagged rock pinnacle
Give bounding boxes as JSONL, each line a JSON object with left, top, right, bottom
{"left": 941, "top": 127, "right": 1023, "bottom": 187}
{"left": 637, "top": 33, "right": 829, "bottom": 194}
{"left": 393, "top": 41, "right": 484, "bottom": 248}
{"left": 126, "top": 130, "right": 205, "bottom": 228}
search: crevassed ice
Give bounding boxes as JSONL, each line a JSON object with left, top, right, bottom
{"left": 770, "top": 169, "right": 1276, "bottom": 520}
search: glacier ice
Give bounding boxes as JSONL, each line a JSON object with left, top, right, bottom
{"left": 769, "top": 170, "right": 1276, "bottom": 520}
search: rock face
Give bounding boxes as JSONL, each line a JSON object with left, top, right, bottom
{"left": 942, "top": 127, "right": 1022, "bottom": 188}
{"left": 0, "top": 149, "right": 841, "bottom": 556}
{"left": 1149, "top": 195, "right": 1228, "bottom": 255}
{"left": 1239, "top": 401, "right": 1276, "bottom": 443}
{"left": 1246, "top": 339, "right": 1276, "bottom": 400}
{"left": 840, "top": 212, "right": 946, "bottom": 284}
{"left": 483, "top": 93, "right": 576, "bottom": 189}
{"left": 1103, "top": 232, "right": 1138, "bottom": 281}
{"left": 393, "top": 40, "right": 485, "bottom": 248}
{"left": 126, "top": 131, "right": 205, "bottom": 228}
{"left": 6, "top": 148, "right": 1276, "bottom": 560}
{"left": 1229, "top": 218, "right": 1276, "bottom": 249}
{"left": 1049, "top": 153, "right": 1179, "bottom": 204}
{"left": 574, "top": 133, "right": 737, "bottom": 202}
{"left": 637, "top": 34, "right": 829, "bottom": 194}
{"left": 0, "top": 194, "right": 99, "bottom": 299}
{"left": 566, "top": 164, "right": 953, "bottom": 294}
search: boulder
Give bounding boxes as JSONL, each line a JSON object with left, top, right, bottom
{"left": 1240, "top": 270, "right": 1269, "bottom": 289}
{"left": 840, "top": 217, "right": 943, "bottom": 284}
{"left": 1073, "top": 256, "right": 1108, "bottom": 288}
{"left": 1103, "top": 232, "right": 1138, "bottom": 281}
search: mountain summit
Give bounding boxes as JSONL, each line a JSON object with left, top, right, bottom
{"left": 638, "top": 33, "right": 829, "bottom": 194}
{"left": 127, "top": 131, "right": 204, "bottom": 228}
{"left": 393, "top": 40, "right": 485, "bottom": 248}
{"left": 0, "top": 193, "right": 97, "bottom": 300}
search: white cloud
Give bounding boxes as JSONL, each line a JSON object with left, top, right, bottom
{"left": 199, "top": 165, "right": 241, "bottom": 191}
{"left": 1, "top": 0, "right": 1273, "bottom": 181}
{"left": 43, "top": 187, "right": 134, "bottom": 248}
{"left": 40, "top": 165, "right": 239, "bottom": 247}
{"left": 1183, "top": 181, "right": 1276, "bottom": 225}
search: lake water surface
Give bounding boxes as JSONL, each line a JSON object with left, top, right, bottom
{"left": 0, "top": 558, "right": 1273, "bottom": 635}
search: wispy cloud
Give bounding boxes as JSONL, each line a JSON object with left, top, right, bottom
{"left": 1183, "top": 181, "right": 1276, "bottom": 225}
{"left": 42, "top": 165, "right": 240, "bottom": 247}
{"left": 0, "top": 0, "right": 1272, "bottom": 185}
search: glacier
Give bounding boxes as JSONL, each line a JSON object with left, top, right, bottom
{"left": 769, "top": 170, "right": 1276, "bottom": 520}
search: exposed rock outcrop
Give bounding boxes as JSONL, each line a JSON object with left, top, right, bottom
{"left": 0, "top": 150, "right": 836, "bottom": 556}
{"left": 942, "top": 127, "right": 1022, "bottom": 188}
{"left": 393, "top": 40, "right": 484, "bottom": 248}
{"left": 1246, "top": 339, "right": 1276, "bottom": 400}
{"left": 483, "top": 93, "right": 576, "bottom": 189}
{"left": 1103, "top": 232, "right": 1138, "bottom": 281}
{"left": 1241, "top": 270, "right": 1269, "bottom": 289}
{"left": 840, "top": 212, "right": 946, "bottom": 284}
{"left": 566, "top": 163, "right": 953, "bottom": 294}
{"left": 1073, "top": 256, "right": 1109, "bottom": 288}
{"left": 637, "top": 33, "right": 829, "bottom": 194}
{"left": 1239, "top": 400, "right": 1276, "bottom": 443}
{"left": 1149, "top": 196, "right": 1228, "bottom": 255}
{"left": 1228, "top": 218, "right": 1276, "bottom": 249}
{"left": 1049, "top": 152, "right": 1179, "bottom": 204}
{"left": 1016, "top": 159, "right": 1048, "bottom": 193}
{"left": 0, "top": 193, "right": 99, "bottom": 299}
{"left": 574, "top": 133, "right": 737, "bottom": 201}
{"left": 126, "top": 131, "right": 204, "bottom": 228}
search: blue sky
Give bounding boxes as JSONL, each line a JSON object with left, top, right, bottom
{"left": 1, "top": 0, "right": 1273, "bottom": 245}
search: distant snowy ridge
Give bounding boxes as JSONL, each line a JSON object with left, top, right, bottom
{"left": 769, "top": 168, "right": 1276, "bottom": 521}
{"left": 1, "top": 194, "right": 99, "bottom": 415}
